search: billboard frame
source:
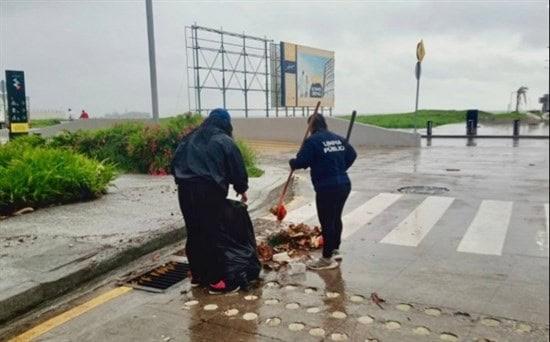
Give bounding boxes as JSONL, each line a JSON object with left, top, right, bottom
{"left": 186, "top": 25, "right": 273, "bottom": 117}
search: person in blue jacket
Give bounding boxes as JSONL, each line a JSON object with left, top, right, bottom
{"left": 289, "top": 114, "right": 357, "bottom": 270}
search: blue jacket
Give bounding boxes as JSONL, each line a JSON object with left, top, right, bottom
{"left": 290, "top": 129, "right": 357, "bottom": 192}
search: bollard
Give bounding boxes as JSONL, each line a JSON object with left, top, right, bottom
{"left": 513, "top": 119, "right": 520, "bottom": 138}
{"left": 426, "top": 121, "right": 433, "bottom": 138}
{"left": 467, "top": 120, "right": 475, "bottom": 136}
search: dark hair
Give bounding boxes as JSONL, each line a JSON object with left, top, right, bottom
{"left": 308, "top": 113, "right": 328, "bottom": 133}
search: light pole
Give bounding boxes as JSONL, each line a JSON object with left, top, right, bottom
{"left": 145, "top": 0, "right": 159, "bottom": 122}
{"left": 414, "top": 39, "right": 425, "bottom": 134}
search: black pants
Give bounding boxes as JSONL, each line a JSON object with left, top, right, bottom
{"left": 316, "top": 183, "right": 352, "bottom": 258}
{"left": 177, "top": 181, "right": 225, "bottom": 284}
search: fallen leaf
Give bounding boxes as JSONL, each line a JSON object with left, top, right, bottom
{"left": 370, "top": 292, "right": 386, "bottom": 309}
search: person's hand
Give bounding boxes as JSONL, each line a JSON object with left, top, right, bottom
{"left": 289, "top": 158, "right": 296, "bottom": 170}
{"left": 239, "top": 192, "right": 248, "bottom": 203}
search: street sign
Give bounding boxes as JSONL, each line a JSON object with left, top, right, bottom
{"left": 5, "top": 70, "right": 29, "bottom": 135}
{"left": 416, "top": 39, "right": 425, "bottom": 63}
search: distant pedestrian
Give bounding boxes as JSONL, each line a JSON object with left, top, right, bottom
{"left": 171, "top": 108, "right": 249, "bottom": 294}
{"left": 68, "top": 108, "right": 73, "bottom": 121}
{"left": 79, "top": 110, "right": 89, "bottom": 120}
{"left": 289, "top": 114, "right": 357, "bottom": 270}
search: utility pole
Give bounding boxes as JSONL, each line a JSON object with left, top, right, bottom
{"left": 145, "top": 0, "right": 159, "bottom": 122}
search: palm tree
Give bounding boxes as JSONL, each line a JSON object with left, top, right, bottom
{"left": 515, "top": 86, "right": 528, "bottom": 112}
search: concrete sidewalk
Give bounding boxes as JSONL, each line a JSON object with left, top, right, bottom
{"left": 0, "top": 165, "right": 290, "bottom": 324}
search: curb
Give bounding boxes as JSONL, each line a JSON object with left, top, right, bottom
{"left": 0, "top": 169, "right": 293, "bottom": 326}
{"left": 0, "top": 225, "right": 184, "bottom": 325}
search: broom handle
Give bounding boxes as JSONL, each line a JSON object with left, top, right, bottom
{"left": 277, "top": 101, "right": 322, "bottom": 207}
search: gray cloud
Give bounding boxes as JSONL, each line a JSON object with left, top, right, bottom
{"left": 1, "top": 0, "right": 548, "bottom": 117}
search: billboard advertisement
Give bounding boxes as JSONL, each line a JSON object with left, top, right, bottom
{"left": 280, "top": 42, "right": 334, "bottom": 108}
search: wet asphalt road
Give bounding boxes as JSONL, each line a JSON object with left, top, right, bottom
{"left": 8, "top": 138, "right": 550, "bottom": 342}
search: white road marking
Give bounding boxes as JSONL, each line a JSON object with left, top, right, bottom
{"left": 380, "top": 196, "right": 455, "bottom": 247}
{"left": 264, "top": 192, "right": 357, "bottom": 223}
{"left": 341, "top": 193, "right": 402, "bottom": 240}
{"left": 457, "top": 200, "right": 513, "bottom": 256}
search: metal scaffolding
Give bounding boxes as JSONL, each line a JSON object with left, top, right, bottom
{"left": 185, "top": 25, "right": 273, "bottom": 117}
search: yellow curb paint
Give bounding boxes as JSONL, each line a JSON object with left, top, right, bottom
{"left": 9, "top": 286, "right": 133, "bottom": 342}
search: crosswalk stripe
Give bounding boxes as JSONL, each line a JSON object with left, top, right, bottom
{"left": 263, "top": 192, "right": 357, "bottom": 223}
{"left": 380, "top": 196, "right": 455, "bottom": 247}
{"left": 341, "top": 193, "right": 402, "bottom": 240}
{"left": 457, "top": 200, "right": 513, "bottom": 256}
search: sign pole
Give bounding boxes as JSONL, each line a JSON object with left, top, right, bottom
{"left": 414, "top": 39, "right": 425, "bottom": 135}
{"left": 145, "top": 0, "right": 159, "bottom": 123}
{"left": 414, "top": 62, "right": 421, "bottom": 134}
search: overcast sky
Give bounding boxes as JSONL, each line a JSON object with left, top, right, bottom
{"left": 1, "top": 0, "right": 548, "bottom": 117}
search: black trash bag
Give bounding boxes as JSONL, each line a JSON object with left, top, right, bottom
{"left": 218, "top": 199, "right": 261, "bottom": 288}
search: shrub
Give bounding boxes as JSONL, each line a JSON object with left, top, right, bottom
{"left": 47, "top": 114, "right": 262, "bottom": 177}
{"left": 0, "top": 142, "right": 116, "bottom": 215}
{"left": 236, "top": 139, "right": 264, "bottom": 178}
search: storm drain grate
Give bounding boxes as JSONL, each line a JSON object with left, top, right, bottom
{"left": 127, "top": 261, "right": 189, "bottom": 293}
{"left": 397, "top": 186, "right": 449, "bottom": 195}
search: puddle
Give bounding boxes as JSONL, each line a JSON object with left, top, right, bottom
{"left": 331, "top": 311, "right": 347, "bottom": 319}
{"left": 385, "top": 321, "right": 401, "bottom": 330}
{"left": 265, "top": 317, "right": 281, "bottom": 327}
{"left": 357, "top": 315, "right": 374, "bottom": 324}
{"left": 284, "top": 285, "right": 298, "bottom": 291}
{"left": 304, "top": 287, "right": 317, "bottom": 294}
{"left": 326, "top": 292, "right": 340, "bottom": 298}
{"left": 288, "top": 323, "right": 305, "bottom": 331}
{"left": 244, "top": 295, "right": 258, "bottom": 301}
{"left": 306, "top": 307, "right": 321, "bottom": 314}
{"left": 242, "top": 312, "right": 258, "bottom": 321}
{"left": 330, "top": 332, "right": 348, "bottom": 341}
{"left": 413, "top": 326, "right": 431, "bottom": 335}
{"left": 224, "top": 309, "right": 239, "bottom": 317}
{"left": 309, "top": 328, "right": 326, "bottom": 337}
{"left": 440, "top": 333, "right": 458, "bottom": 341}
{"left": 203, "top": 304, "right": 218, "bottom": 311}
{"left": 264, "top": 298, "right": 280, "bottom": 305}
{"left": 183, "top": 300, "right": 199, "bottom": 307}
{"left": 396, "top": 303, "right": 413, "bottom": 312}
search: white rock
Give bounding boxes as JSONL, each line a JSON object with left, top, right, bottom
{"left": 224, "top": 309, "right": 239, "bottom": 316}
{"left": 331, "top": 311, "right": 347, "bottom": 319}
{"left": 242, "top": 312, "right": 258, "bottom": 321}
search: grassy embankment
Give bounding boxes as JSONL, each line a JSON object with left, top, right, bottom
{"left": 347, "top": 110, "right": 527, "bottom": 129}
{"left": 29, "top": 119, "right": 63, "bottom": 128}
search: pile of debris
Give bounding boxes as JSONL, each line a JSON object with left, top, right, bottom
{"left": 256, "top": 223, "right": 323, "bottom": 271}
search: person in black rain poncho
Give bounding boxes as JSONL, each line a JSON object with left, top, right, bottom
{"left": 289, "top": 114, "right": 357, "bottom": 270}
{"left": 171, "top": 109, "right": 248, "bottom": 294}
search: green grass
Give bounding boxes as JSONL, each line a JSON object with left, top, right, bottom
{"left": 346, "top": 110, "right": 528, "bottom": 129}
{"left": 30, "top": 118, "right": 63, "bottom": 128}
{"left": 0, "top": 136, "right": 116, "bottom": 215}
